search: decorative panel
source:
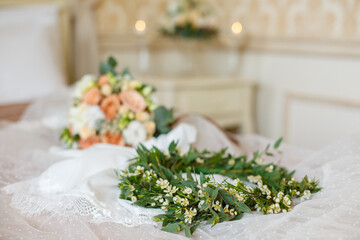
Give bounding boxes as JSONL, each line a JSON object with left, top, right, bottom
{"left": 96, "top": 0, "right": 360, "bottom": 41}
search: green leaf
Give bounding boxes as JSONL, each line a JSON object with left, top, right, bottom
{"left": 207, "top": 210, "right": 220, "bottom": 226}
{"left": 204, "top": 187, "right": 218, "bottom": 200}
{"left": 190, "top": 222, "right": 200, "bottom": 234}
{"left": 200, "top": 201, "right": 210, "bottom": 211}
{"left": 274, "top": 137, "right": 283, "bottom": 149}
{"left": 218, "top": 213, "right": 229, "bottom": 223}
{"left": 234, "top": 201, "right": 251, "bottom": 213}
{"left": 162, "top": 223, "right": 181, "bottom": 233}
{"left": 160, "top": 166, "right": 174, "bottom": 180}
{"left": 153, "top": 214, "right": 168, "bottom": 222}
{"left": 99, "top": 57, "right": 117, "bottom": 75}
{"left": 108, "top": 56, "right": 117, "bottom": 68}
{"left": 184, "top": 225, "right": 191, "bottom": 238}
{"left": 123, "top": 187, "right": 131, "bottom": 198}
{"left": 186, "top": 168, "right": 193, "bottom": 181}
{"left": 211, "top": 189, "right": 219, "bottom": 200}
{"left": 253, "top": 150, "right": 259, "bottom": 160}
{"left": 205, "top": 217, "right": 216, "bottom": 225}
{"left": 136, "top": 147, "right": 148, "bottom": 163}
{"left": 184, "top": 153, "right": 198, "bottom": 165}
{"left": 200, "top": 172, "right": 205, "bottom": 185}
{"left": 265, "top": 144, "right": 270, "bottom": 152}
{"left": 304, "top": 175, "right": 309, "bottom": 182}
{"left": 219, "top": 189, "right": 235, "bottom": 206}
{"left": 121, "top": 67, "right": 133, "bottom": 78}
{"left": 154, "top": 106, "right": 174, "bottom": 135}
{"left": 182, "top": 181, "right": 197, "bottom": 188}
{"left": 168, "top": 141, "right": 178, "bottom": 154}
{"left": 210, "top": 209, "right": 219, "bottom": 218}
{"left": 231, "top": 212, "right": 244, "bottom": 221}
{"left": 300, "top": 179, "right": 306, "bottom": 191}
{"left": 175, "top": 171, "right": 183, "bottom": 181}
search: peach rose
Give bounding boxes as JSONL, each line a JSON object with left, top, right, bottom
{"left": 79, "top": 126, "right": 96, "bottom": 139}
{"left": 145, "top": 121, "right": 156, "bottom": 137}
{"left": 119, "top": 90, "right": 146, "bottom": 113}
{"left": 100, "top": 94, "right": 120, "bottom": 120}
{"left": 101, "top": 132, "right": 125, "bottom": 146}
{"left": 83, "top": 87, "right": 102, "bottom": 105}
{"left": 78, "top": 136, "right": 101, "bottom": 149}
{"left": 68, "top": 124, "right": 73, "bottom": 136}
{"left": 136, "top": 111, "right": 150, "bottom": 122}
{"left": 98, "top": 74, "right": 109, "bottom": 86}
{"left": 101, "top": 84, "right": 112, "bottom": 96}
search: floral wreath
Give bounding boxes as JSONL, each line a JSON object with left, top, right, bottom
{"left": 61, "top": 57, "right": 174, "bottom": 149}
{"left": 117, "top": 138, "right": 321, "bottom": 237}
{"left": 160, "top": 0, "right": 218, "bottom": 39}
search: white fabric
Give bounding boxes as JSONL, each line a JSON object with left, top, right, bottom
{"left": 3, "top": 122, "right": 197, "bottom": 227}
{"left": 0, "top": 4, "right": 66, "bottom": 105}
{"left": 21, "top": 86, "right": 72, "bottom": 130}
{"left": 1, "top": 93, "right": 360, "bottom": 239}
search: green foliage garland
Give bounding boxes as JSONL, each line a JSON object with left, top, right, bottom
{"left": 117, "top": 139, "right": 321, "bottom": 237}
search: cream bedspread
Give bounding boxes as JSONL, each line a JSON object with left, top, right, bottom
{"left": 0, "top": 93, "right": 360, "bottom": 240}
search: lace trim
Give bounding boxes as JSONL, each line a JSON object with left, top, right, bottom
{"left": 6, "top": 190, "right": 156, "bottom": 227}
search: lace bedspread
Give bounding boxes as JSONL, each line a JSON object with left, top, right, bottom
{"left": 1, "top": 92, "right": 360, "bottom": 240}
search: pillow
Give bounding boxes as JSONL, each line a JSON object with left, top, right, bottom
{"left": 0, "top": 3, "right": 66, "bottom": 105}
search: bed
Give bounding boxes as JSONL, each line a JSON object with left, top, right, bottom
{"left": 1, "top": 97, "right": 360, "bottom": 239}
{"left": 1, "top": 1, "right": 360, "bottom": 240}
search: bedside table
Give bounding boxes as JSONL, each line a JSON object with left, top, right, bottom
{"left": 143, "top": 76, "right": 257, "bottom": 134}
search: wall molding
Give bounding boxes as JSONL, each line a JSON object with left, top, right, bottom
{"left": 95, "top": 0, "right": 360, "bottom": 57}
{"left": 283, "top": 92, "right": 360, "bottom": 142}
{"left": 247, "top": 37, "right": 360, "bottom": 57}
{"left": 98, "top": 34, "right": 360, "bottom": 57}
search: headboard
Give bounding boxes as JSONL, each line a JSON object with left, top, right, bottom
{"left": 0, "top": 0, "right": 73, "bottom": 84}
{"left": 0, "top": 0, "right": 73, "bottom": 122}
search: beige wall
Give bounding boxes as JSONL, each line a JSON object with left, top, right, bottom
{"left": 96, "top": 0, "right": 360, "bottom": 40}
{"left": 95, "top": 0, "right": 360, "bottom": 149}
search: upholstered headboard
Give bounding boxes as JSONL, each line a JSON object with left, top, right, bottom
{"left": 0, "top": 0, "right": 73, "bottom": 121}
{"left": 0, "top": 0, "right": 73, "bottom": 83}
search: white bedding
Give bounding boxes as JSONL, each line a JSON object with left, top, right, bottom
{"left": 0, "top": 92, "right": 360, "bottom": 239}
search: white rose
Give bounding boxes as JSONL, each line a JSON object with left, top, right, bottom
{"left": 167, "top": 1, "right": 180, "bottom": 14}
{"left": 68, "top": 104, "right": 104, "bottom": 134}
{"left": 68, "top": 105, "right": 85, "bottom": 134}
{"left": 123, "top": 121, "right": 147, "bottom": 146}
{"left": 85, "top": 105, "right": 105, "bottom": 129}
{"left": 73, "top": 74, "right": 96, "bottom": 98}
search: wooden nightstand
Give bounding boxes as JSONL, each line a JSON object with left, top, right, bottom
{"left": 144, "top": 77, "right": 257, "bottom": 134}
{"left": 0, "top": 102, "right": 29, "bottom": 122}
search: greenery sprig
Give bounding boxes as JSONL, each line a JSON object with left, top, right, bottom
{"left": 161, "top": 24, "right": 218, "bottom": 39}
{"left": 117, "top": 139, "right": 321, "bottom": 237}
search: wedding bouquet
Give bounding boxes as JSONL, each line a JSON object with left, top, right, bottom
{"left": 61, "top": 57, "right": 174, "bottom": 149}
{"left": 160, "top": 0, "right": 218, "bottom": 39}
